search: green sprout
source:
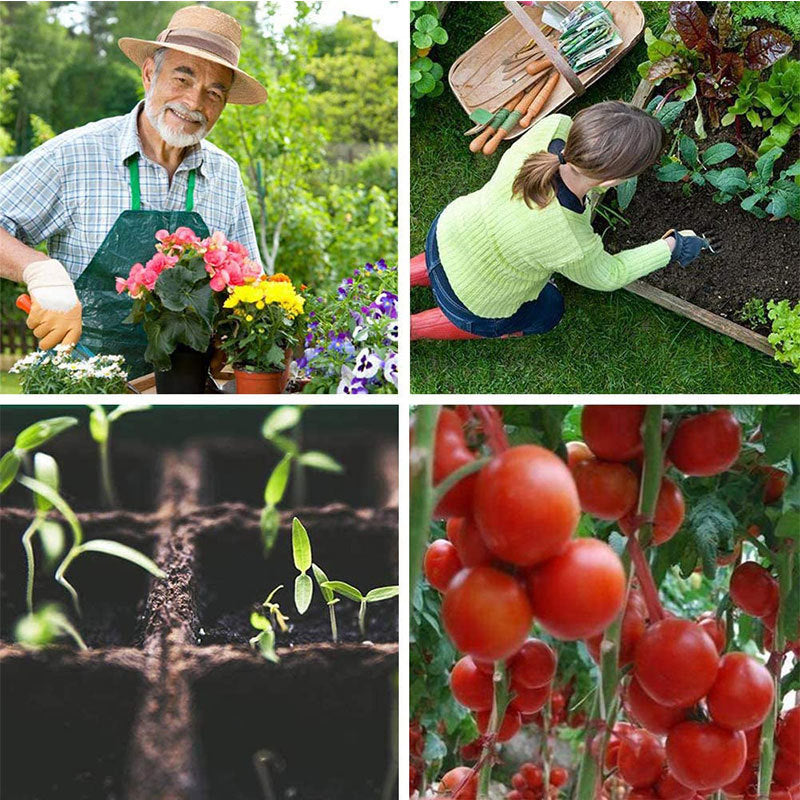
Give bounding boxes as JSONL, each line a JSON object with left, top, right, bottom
{"left": 88, "top": 404, "right": 151, "bottom": 507}
{"left": 321, "top": 581, "right": 399, "bottom": 637}
{"left": 249, "top": 585, "right": 289, "bottom": 663}
{"left": 17, "top": 473, "right": 165, "bottom": 615}
{"left": 0, "top": 416, "right": 78, "bottom": 493}
{"left": 21, "top": 453, "right": 66, "bottom": 613}
{"left": 15, "top": 603, "right": 87, "bottom": 651}
{"left": 312, "top": 563, "right": 340, "bottom": 643}
{"left": 259, "top": 406, "right": 342, "bottom": 554}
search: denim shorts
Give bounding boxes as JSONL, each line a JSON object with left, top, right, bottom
{"left": 425, "top": 213, "right": 565, "bottom": 338}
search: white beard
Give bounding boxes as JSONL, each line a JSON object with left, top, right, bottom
{"left": 144, "top": 90, "right": 208, "bottom": 148}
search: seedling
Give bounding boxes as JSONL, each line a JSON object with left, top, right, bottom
{"left": 14, "top": 603, "right": 87, "bottom": 651}
{"left": 736, "top": 298, "right": 768, "bottom": 328}
{"left": 21, "top": 453, "right": 66, "bottom": 613}
{"left": 259, "top": 406, "right": 342, "bottom": 554}
{"left": 0, "top": 415, "right": 78, "bottom": 493}
{"left": 249, "top": 585, "right": 289, "bottom": 663}
{"left": 88, "top": 404, "right": 151, "bottom": 507}
{"left": 17, "top": 473, "right": 165, "bottom": 614}
{"left": 320, "top": 581, "right": 399, "bottom": 637}
{"left": 655, "top": 134, "right": 738, "bottom": 195}
{"left": 312, "top": 563, "right": 340, "bottom": 643}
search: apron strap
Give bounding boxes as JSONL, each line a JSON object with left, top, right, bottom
{"left": 127, "top": 156, "right": 198, "bottom": 212}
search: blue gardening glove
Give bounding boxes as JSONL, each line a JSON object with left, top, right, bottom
{"left": 663, "top": 229, "right": 710, "bottom": 267}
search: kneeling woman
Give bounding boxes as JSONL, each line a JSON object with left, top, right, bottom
{"left": 411, "top": 101, "right": 710, "bottom": 340}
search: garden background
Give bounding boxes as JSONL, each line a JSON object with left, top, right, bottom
{"left": 0, "top": 0, "right": 398, "bottom": 392}
{"left": 410, "top": 1, "right": 800, "bottom": 394}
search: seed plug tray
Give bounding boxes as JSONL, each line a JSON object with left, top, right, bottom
{"left": 0, "top": 437, "right": 398, "bottom": 800}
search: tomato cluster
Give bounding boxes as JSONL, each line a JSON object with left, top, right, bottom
{"left": 506, "top": 762, "right": 569, "bottom": 800}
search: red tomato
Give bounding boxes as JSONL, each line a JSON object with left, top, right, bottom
{"left": 581, "top": 405, "right": 646, "bottom": 462}
{"left": 434, "top": 409, "right": 478, "bottom": 518}
{"left": 442, "top": 566, "right": 533, "bottom": 661}
{"left": 566, "top": 440, "right": 595, "bottom": 469}
{"left": 696, "top": 611, "right": 726, "bottom": 655}
{"left": 507, "top": 638, "right": 557, "bottom": 688}
{"left": 475, "top": 707, "right": 522, "bottom": 742}
{"left": 550, "top": 689, "right": 566, "bottom": 717}
{"left": 730, "top": 562, "right": 780, "bottom": 618}
{"left": 424, "top": 539, "right": 463, "bottom": 592}
{"left": 625, "top": 677, "right": 689, "bottom": 735}
{"left": 666, "top": 722, "right": 746, "bottom": 791}
{"left": 656, "top": 771, "right": 695, "bottom": 799}
{"left": 762, "top": 467, "right": 789, "bottom": 504}
{"left": 618, "top": 728, "right": 666, "bottom": 788}
{"left": 520, "top": 763, "right": 542, "bottom": 788}
{"left": 526, "top": 538, "right": 626, "bottom": 640}
{"left": 446, "top": 517, "right": 493, "bottom": 567}
{"left": 572, "top": 459, "right": 639, "bottom": 520}
{"left": 586, "top": 589, "right": 647, "bottom": 667}
{"left": 634, "top": 618, "right": 720, "bottom": 708}
{"left": 777, "top": 708, "right": 800, "bottom": 760}
{"left": 450, "top": 655, "right": 495, "bottom": 711}
{"left": 618, "top": 478, "right": 685, "bottom": 545}
{"left": 773, "top": 751, "right": 800, "bottom": 789}
{"left": 549, "top": 766, "right": 568, "bottom": 787}
{"left": 667, "top": 409, "right": 742, "bottom": 477}
{"left": 722, "top": 762, "right": 756, "bottom": 797}
{"left": 508, "top": 677, "right": 549, "bottom": 714}
{"left": 706, "top": 652, "right": 774, "bottom": 731}
{"left": 473, "top": 445, "right": 580, "bottom": 566}
{"left": 439, "top": 766, "right": 478, "bottom": 799}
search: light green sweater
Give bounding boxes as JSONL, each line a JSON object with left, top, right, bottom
{"left": 436, "top": 114, "right": 672, "bottom": 318}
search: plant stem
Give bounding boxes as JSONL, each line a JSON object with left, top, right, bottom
{"left": 410, "top": 406, "right": 438, "bottom": 593}
{"left": 359, "top": 600, "right": 366, "bottom": 637}
{"left": 328, "top": 603, "right": 338, "bottom": 643}
{"left": 758, "top": 651, "right": 783, "bottom": 797}
{"left": 99, "top": 438, "right": 117, "bottom": 508}
{"left": 473, "top": 405, "right": 509, "bottom": 453}
{"left": 478, "top": 663, "right": 509, "bottom": 796}
{"left": 21, "top": 517, "right": 41, "bottom": 613}
{"left": 431, "top": 457, "right": 490, "bottom": 509}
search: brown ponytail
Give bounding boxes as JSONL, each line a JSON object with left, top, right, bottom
{"left": 512, "top": 100, "right": 667, "bottom": 209}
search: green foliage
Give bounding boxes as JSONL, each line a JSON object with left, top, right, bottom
{"left": 321, "top": 579, "right": 399, "bottom": 636}
{"left": 767, "top": 300, "right": 800, "bottom": 374}
{"left": 15, "top": 604, "right": 87, "bottom": 651}
{"left": 655, "top": 133, "right": 738, "bottom": 195}
{"left": 249, "top": 585, "right": 289, "bottom": 663}
{"left": 0, "top": 66, "right": 19, "bottom": 155}
{"left": 737, "top": 298, "right": 768, "bottom": 328}
{"left": 730, "top": 2, "right": 800, "bottom": 37}
{"left": 324, "top": 144, "right": 398, "bottom": 199}
{"left": 723, "top": 58, "right": 800, "bottom": 155}
{"left": 410, "top": 2, "right": 447, "bottom": 116}
{"left": 28, "top": 114, "right": 54, "bottom": 148}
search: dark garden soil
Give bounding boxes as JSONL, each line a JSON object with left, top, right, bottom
{"left": 597, "top": 109, "right": 800, "bottom": 336}
{"left": 0, "top": 436, "right": 398, "bottom": 800}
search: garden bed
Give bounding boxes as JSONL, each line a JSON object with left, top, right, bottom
{"left": 0, "top": 434, "right": 398, "bottom": 800}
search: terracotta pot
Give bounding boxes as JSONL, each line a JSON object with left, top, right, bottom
{"left": 234, "top": 368, "right": 284, "bottom": 394}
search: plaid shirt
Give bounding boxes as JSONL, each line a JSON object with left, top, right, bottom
{"left": 0, "top": 102, "right": 260, "bottom": 280}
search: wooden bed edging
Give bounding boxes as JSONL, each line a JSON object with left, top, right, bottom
{"left": 622, "top": 74, "right": 775, "bottom": 358}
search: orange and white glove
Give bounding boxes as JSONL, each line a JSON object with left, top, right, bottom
{"left": 22, "top": 259, "right": 83, "bottom": 350}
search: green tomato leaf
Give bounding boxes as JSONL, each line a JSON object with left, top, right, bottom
{"left": 38, "top": 520, "right": 65, "bottom": 562}
{"left": 76, "top": 539, "right": 166, "bottom": 578}
{"left": 294, "top": 572, "right": 313, "bottom": 614}
{"left": 260, "top": 505, "right": 280, "bottom": 554}
{"left": 292, "top": 517, "right": 312, "bottom": 572}
{"left": 0, "top": 449, "right": 21, "bottom": 493}
{"left": 264, "top": 453, "right": 292, "bottom": 506}
{"left": 365, "top": 585, "right": 400, "bottom": 603}
{"left": 33, "top": 453, "right": 59, "bottom": 513}
{"left": 296, "top": 451, "right": 343, "bottom": 473}
{"left": 107, "top": 404, "right": 151, "bottom": 423}
{"left": 88, "top": 406, "right": 109, "bottom": 443}
{"left": 775, "top": 510, "right": 800, "bottom": 541}
{"left": 321, "top": 580, "right": 364, "bottom": 602}
{"left": 14, "top": 417, "right": 78, "bottom": 452}
{"left": 312, "top": 563, "right": 333, "bottom": 603}
{"left": 262, "top": 406, "right": 303, "bottom": 439}
{"left": 17, "top": 475, "right": 82, "bottom": 544}
{"left": 250, "top": 611, "right": 270, "bottom": 631}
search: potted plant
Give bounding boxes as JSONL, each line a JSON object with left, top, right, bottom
{"left": 9, "top": 345, "right": 129, "bottom": 394}
{"left": 217, "top": 273, "right": 306, "bottom": 394}
{"left": 115, "top": 228, "right": 261, "bottom": 393}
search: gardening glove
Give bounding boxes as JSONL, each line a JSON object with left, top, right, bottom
{"left": 662, "top": 229, "right": 708, "bottom": 267}
{"left": 22, "top": 259, "right": 82, "bottom": 350}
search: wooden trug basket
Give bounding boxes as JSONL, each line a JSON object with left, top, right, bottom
{"left": 449, "top": 1, "right": 646, "bottom": 140}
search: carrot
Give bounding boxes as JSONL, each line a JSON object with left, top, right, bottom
{"left": 470, "top": 93, "right": 523, "bottom": 153}
{"left": 482, "top": 73, "right": 550, "bottom": 156}
{"left": 520, "top": 71, "right": 560, "bottom": 128}
{"left": 526, "top": 57, "right": 552, "bottom": 76}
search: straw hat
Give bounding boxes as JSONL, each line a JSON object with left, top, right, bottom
{"left": 118, "top": 5, "right": 267, "bottom": 105}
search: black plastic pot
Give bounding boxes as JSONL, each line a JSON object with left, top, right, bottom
{"left": 154, "top": 344, "right": 211, "bottom": 394}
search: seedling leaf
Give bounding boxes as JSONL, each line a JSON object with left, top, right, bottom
{"left": 262, "top": 406, "right": 303, "bottom": 439}
{"left": 312, "top": 563, "right": 334, "bottom": 603}
{"left": 14, "top": 416, "right": 78, "bottom": 452}
{"left": 88, "top": 406, "right": 109, "bottom": 443}
{"left": 296, "top": 451, "right": 343, "bottom": 473}
{"left": 75, "top": 539, "right": 166, "bottom": 578}
{"left": 257, "top": 627, "right": 278, "bottom": 662}
{"left": 250, "top": 611, "right": 270, "bottom": 631}
{"left": 321, "top": 580, "right": 364, "bottom": 602}
{"left": 18, "top": 476, "right": 82, "bottom": 546}
{"left": 39, "top": 520, "right": 65, "bottom": 562}
{"left": 107, "top": 404, "right": 151, "bottom": 423}
{"left": 294, "top": 572, "right": 313, "bottom": 614}
{"left": 260, "top": 506, "right": 280, "bottom": 554}
{"left": 365, "top": 586, "right": 400, "bottom": 603}
{"left": 0, "top": 450, "right": 21, "bottom": 493}
{"left": 33, "top": 453, "right": 59, "bottom": 513}
{"left": 291, "top": 517, "right": 312, "bottom": 572}
{"left": 264, "top": 454, "right": 292, "bottom": 506}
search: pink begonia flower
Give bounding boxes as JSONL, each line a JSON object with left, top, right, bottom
{"left": 155, "top": 229, "right": 170, "bottom": 243}
{"left": 209, "top": 273, "right": 227, "bottom": 292}
{"left": 243, "top": 259, "right": 263, "bottom": 281}
{"left": 173, "top": 226, "right": 201, "bottom": 246}
{"left": 225, "top": 259, "right": 244, "bottom": 286}
{"left": 227, "top": 240, "right": 249, "bottom": 259}
{"left": 204, "top": 249, "right": 227, "bottom": 268}
{"left": 141, "top": 267, "right": 159, "bottom": 291}
{"left": 115, "top": 277, "right": 128, "bottom": 294}
{"left": 206, "top": 231, "right": 228, "bottom": 250}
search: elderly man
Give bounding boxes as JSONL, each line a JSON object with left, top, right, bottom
{"left": 0, "top": 5, "right": 265, "bottom": 376}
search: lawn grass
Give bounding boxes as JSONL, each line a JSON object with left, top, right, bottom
{"left": 411, "top": 1, "right": 800, "bottom": 394}
{"left": 0, "top": 371, "right": 22, "bottom": 394}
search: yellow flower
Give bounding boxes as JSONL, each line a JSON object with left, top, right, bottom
{"left": 223, "top": 295, "right": 239, "bottom": 309}
{"left": 245, "top": 314, "right": 254, "bottom": 322}
{"left": 256, "top": 301, "right": 264, "bottom": 310}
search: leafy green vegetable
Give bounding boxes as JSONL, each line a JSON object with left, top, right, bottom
{"left": 767, "top": 300, "right": 800, "bottom": 374}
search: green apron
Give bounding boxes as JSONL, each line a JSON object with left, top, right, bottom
{"left": 73, "top": 157, "right": 210, "bottom": 379}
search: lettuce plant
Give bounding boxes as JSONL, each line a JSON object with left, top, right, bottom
{"left": 259, "top": 406, "right": 342, "bottom": 553}
{"left": 638, "top": 2, "right": 792, "bottom": 130}
{"left": 767, "top": 300, "right": 800, "bottom": 373}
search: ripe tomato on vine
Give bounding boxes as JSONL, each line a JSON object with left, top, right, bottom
{"left": 411, "top": 404, "right": 799, "bottom": 800}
